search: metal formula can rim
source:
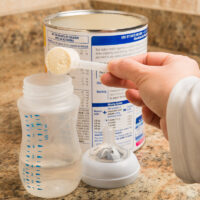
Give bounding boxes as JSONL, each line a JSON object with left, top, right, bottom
{"left": 43, "top": 9, "right": 148, "bottom": 33}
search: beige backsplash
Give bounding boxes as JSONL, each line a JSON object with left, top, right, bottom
{"left": 91, "top": 0, "right": 200, "bottom": 15}
{"left": 0, "top": 0, "right": 87, "bottom": 16}
{"left": 1, "top": 0, "right": 200, "bottom": 16}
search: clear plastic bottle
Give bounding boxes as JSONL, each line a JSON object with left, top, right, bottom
{"left": 17, "top": 73, "right": 82, "bottom": 198}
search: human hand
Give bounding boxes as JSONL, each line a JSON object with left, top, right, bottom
{"left": 101, "top": 52, "right": 200, "bottom": 138}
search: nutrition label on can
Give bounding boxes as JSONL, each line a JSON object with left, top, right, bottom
{"left": 90, "top": 71, "right": 134, "bottom": 148}
{"left": 44, "top": 25, "right": 147, "bottom": 152}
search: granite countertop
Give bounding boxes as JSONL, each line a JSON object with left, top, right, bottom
{"left": 1, "top": 46, "right": 200, "bottom": 200}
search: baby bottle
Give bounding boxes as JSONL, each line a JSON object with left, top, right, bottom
{"left": 17, "top": 73, "right": 81, "bottom": 198}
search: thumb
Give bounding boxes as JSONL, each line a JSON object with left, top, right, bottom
{"left": 108, "top": 58, "right": 151, "bottom": 87}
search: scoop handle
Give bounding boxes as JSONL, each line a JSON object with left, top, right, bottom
{"left": 78, "top": 60, "right": 108, "bottom": 72}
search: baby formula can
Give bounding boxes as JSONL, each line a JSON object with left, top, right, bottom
{"left": 44, "top": 10, "right": 148, "bottom": 152}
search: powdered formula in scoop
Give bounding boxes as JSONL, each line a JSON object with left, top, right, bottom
{"left": 46, "top": 47, "right": 107, "bottom": 74}
{"left": 45, "top": 47, "right": 80, "bottom": 74}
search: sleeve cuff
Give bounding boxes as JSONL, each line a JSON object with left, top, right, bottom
{"left": 166, "top": 76, "right": 200, "bottom": 182}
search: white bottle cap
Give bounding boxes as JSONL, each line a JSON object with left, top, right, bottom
{"left": 82, "top": 127, "right": 140, "bottom": 188}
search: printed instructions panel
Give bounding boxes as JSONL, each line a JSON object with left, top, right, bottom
{"left": 45, "top": 27, "right": 91, "bottom": 60}
{"left": 91, "top": 26, "right": 147, "bottom": 62}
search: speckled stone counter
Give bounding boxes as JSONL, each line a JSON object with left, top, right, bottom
{"left": 1, "top": 46, "right": 200, "bottom": 200}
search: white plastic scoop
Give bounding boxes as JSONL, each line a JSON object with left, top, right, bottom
{"left": 45, "top": 47, "right": 108, "bottom": 75}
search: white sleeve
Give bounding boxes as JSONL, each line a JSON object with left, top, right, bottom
{"left": 167, "top": 76, "right": 200, "bottom": 183}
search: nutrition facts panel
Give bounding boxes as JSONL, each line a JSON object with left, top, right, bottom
{"left": 90, "top": 70, "right": 134, "bottom": 148}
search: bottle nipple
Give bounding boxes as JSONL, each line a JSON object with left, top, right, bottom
{"left": 90, "top": 125, "right": 128, "bottom": 162}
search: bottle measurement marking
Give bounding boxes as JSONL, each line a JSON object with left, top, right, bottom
{"left": 22, "top": 114, "right": 48, "bottom": 191}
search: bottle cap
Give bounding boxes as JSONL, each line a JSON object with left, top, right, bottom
{"left": 82, "top": 126, "right": 140, "bottom": 188}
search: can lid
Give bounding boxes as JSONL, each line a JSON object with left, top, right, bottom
{"left": 44, "top": 10, "right": 148, "bottom": 32}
